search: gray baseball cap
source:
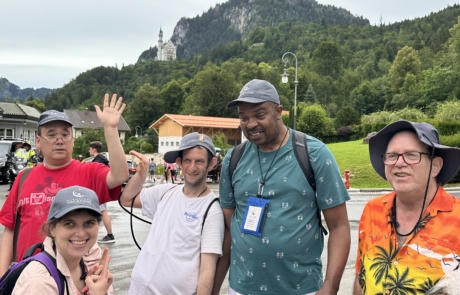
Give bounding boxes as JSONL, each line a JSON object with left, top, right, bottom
{"left": 47, "top": 186, "right": 102, "bottom": 220}
{"left": 369, "top": 120, "right": 460, "bottom": 185}
{"left": 38, "top": 110, "right": 73, "bottom": 127}
{"left": 164, "top": 132, "right": 216, "bottom": 163}
{"left": 227, "top": 79, "right": 280, "bottom": 107}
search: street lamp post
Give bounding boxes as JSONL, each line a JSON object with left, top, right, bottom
{"left": 135, "top": 126, "right": 143, "bottom": 153}
{"left": 281, "top": 52, "right": 298, "bottom": 130}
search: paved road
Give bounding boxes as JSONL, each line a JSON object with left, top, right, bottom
{"left": 1, "top": 181, "right": 459, "bottom": 294}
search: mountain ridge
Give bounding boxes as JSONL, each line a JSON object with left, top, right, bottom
{"left": 0, "top": 77, "right": 54, "bottom": 102}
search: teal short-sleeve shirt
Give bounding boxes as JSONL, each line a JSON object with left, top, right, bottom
{"left": 219, "top": 129, "right": 350, "bottom": 295}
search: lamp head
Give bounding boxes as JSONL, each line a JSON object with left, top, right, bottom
{"left": 281, "top": 66, "right": 289, "bottom": 84}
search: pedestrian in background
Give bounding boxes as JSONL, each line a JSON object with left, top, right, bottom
{"left": 89, "top": 140, "right": 115, "bottom": 244}
{"left": 163, "top": 161, "right": 170, "bottom": 183}
{"left": 169, "top": 162, "right": 176, "bottom": 184}
{"left": 149, "top": 158, "right": 157, "bottom": 182}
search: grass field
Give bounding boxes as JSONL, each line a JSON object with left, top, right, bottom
{"left": 327, "top": 139, "right": 391, "bottom": 189}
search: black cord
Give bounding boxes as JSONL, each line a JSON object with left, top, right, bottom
{"left": 117, "top": 190, "right": 151, "bottom": 251}
{"left": 392, "top": 134, "right": 436, "bottom": 237}
{"left": 256, "top": 127, "right": 288, "bottom": 190}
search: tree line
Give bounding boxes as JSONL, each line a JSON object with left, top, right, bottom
{"left": 40, "top": 4, "right": 460, "bottom": 151}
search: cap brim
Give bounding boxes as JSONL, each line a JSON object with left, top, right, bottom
{"left": 164, "top": 150, "right": 181, "bottom": 163}
{"left": 227, "top": 97, "right": 271, "bottom": 107}
{"left": 39, "top": 118, "right": 73, "bottom": 127}
{"left": 369, "top": 121, "right": 460, "bottom": 185}
{"left": 52, "top": 206, "right": 102, "bottom": 220}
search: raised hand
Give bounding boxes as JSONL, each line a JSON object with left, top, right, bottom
{"left": 84, "top": 248, "right": 113, "bottom": 295}
{"left": 95, "top": 93, "right": 126, "bottom": 129}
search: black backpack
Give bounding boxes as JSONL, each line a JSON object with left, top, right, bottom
{"left": 228, "top": 129, "right": 328, "bottom": 236}
{"left": 0, "top": 243, "right": 66, "bottom": 295}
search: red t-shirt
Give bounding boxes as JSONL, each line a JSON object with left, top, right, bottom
{"left": 0, "top": 159, "right": 121, "bottom": 261}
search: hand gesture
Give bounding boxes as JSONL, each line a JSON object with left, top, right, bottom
{"left": 95, "top": 93, "right": 126, "bottom": 129}
{"left": 129, "top": 150, "right": 149, "bottom": 179}
{"left": 83, "top": 248, "right": 113, "bottom": 295}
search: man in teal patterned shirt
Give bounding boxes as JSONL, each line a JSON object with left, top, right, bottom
{"left": 213, "top": 79, "right": 351, "bottom": 295}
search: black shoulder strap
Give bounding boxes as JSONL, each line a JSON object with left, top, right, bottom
{"left": 201, "top": 198, "right": 220, "bottom": 234}
{"left": 228, "top": 141, "right": 247, "bottom": 185}
{"left": 13, "top": 168, "right": 33, "bottom": 262}
{"left": 292, "top": 130, "right": 316, "bottom": 191}
{"left": 291, "top": 130, "right": 328, "bottom": 236}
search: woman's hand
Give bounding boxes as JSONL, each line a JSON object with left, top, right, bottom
{"left": 83, "top": 248, "right": 113, "bottom": 295}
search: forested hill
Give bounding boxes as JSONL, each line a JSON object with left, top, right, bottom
{"left": 44, "top": 4, "right": 460, "bottom": 144}
{"left": 0, "top": 78, "right": 54, "bottom": 102}
{"left": 152, "top": 0, "right": 369, "bottom": 59}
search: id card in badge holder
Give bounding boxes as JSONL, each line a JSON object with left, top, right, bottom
{"left": 241, "top": 196, "right": 270, "bottom": 237}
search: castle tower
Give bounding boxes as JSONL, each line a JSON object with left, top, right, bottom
{"left": 156, "top": 27, "right": 176, "bottom": 61}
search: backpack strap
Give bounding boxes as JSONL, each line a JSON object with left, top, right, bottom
{"left": 12, "top": 168, "right": 32, "bottom": 262}
{"left": 201, "top": 198, "right": 220, "bottom": 234}
{"left": 20, "top": 243, "right": 68, "bottom": 295}
{"left": 33, "top": 252, "right": 64, "bottom": 295}
{"left": 291, "top": 130, "right": 328, "bottom": 236}
{"left": 22, "top": 242, "right": 45, "bottom": 260}
{"left": 228, "top": 141, "right": 247, "bottom": 185}
{"left": 228, "top": 131, "right": 328, "bottom": 236}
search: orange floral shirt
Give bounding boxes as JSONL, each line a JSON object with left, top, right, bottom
{"left": 356, "top": 187, "right": 460, "bottom": 294}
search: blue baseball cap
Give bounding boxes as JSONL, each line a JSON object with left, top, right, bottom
{"left": 227, "top": 79, "right": 280, "bottom": 107}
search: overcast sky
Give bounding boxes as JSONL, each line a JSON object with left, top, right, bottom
{"left": 1, "top": 0, "right": 458, "bottom": 89}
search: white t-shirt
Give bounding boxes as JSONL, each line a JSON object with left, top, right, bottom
{"left": 129, "top": 184, "right": 224, "bottom": 295}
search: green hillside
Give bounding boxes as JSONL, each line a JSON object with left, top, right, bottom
{"left": 39, "top": 3, "right": 460, "bottom": 153}
{"left": 328, "top": 139, "right": 391, "bottom": 189}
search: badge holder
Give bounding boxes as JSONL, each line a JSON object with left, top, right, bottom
{"left": 241, "top": 181, "right": 270, "bottom": 237}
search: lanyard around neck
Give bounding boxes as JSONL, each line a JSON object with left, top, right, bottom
{"left": 257, "top": 128, "right": 289, "bottom": 196}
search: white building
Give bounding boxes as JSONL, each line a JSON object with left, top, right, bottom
{"left": 156, "top": 28, "right": 177, "bottom": 61}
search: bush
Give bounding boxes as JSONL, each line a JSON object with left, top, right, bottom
{"left": 297, "top": 104, "right": 330, "bottom": 140}
{"left": 335, "top": 106, "right": 360, "bottom": 128}
{"left": 360, "top": 107, "right": 427, "bottom": 136}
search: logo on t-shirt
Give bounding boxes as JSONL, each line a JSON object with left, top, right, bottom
{"left": 30, "top": 193, "right": 45, "bottom": 205}
{"left": 184, "top": 212, "right": 198, "bottom": 223}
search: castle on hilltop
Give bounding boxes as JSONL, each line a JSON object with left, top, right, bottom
{"left": 156, "top": 28, "right": 177, "bottom": 61}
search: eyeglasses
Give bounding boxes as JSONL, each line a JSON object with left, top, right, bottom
{"left": 382, "top": 151, "right": 431, "bottom": 165}
{"left": 39, "top": 134, "right": 73, "bottom": 143}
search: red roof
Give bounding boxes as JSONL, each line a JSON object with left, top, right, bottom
{"left": 150, "top": 114, "right": 240, "bottom": 129}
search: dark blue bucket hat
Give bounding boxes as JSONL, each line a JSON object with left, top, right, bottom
{"left": 369, "top": 120, "right": 460, "bottom": 185}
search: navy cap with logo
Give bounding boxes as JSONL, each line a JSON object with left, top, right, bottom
{"left": 164, "top": 132, "right": 216, "bottom": 163}
{"left": 38, "top": 110, "right": 73, "bottom": 128}
{"left": 47, "top": 186, "right": 102, "bottom": 221}
{"left": 227, "top": 79, "right": 280, "bottom": 107}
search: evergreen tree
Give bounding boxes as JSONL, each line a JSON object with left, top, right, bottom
{"left": 304, "top": 84, "right": 317, "bottom": 103}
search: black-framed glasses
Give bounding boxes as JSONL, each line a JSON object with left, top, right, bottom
{"left": 382, "top": 151, "right": 431, "bottom": 165}
{"left": 39, "top": 134, "right": 73, "bottom": 143}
